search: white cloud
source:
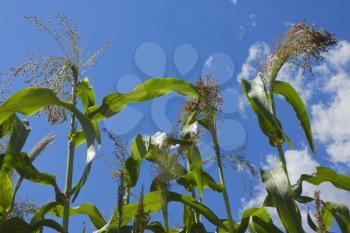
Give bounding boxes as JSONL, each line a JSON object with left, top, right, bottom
{"left": 311, "top": 40, "right": 350, "bottom": 165}
{"left": 312, "top": 73, "right": 350, "bottom": 165}
{"left": 237, "top": 42, "right": 269, "bottom": 82}
{"left": 325, "top": 40, "right": 350, "bottom": 70}
{"left": 229, "top": 0, "right": 238, "bottom": 5}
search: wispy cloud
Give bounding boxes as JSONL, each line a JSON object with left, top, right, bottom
{"left": 238, "top": 13, "right": 258, "bottom": 40}
{"left": 229, "top": 0, "right": 238, "bottom": 5}
{"left": 249, "top": 14, "right": 257, "bottom": 28}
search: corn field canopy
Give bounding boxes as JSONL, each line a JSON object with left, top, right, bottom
{"left": 1, "top": 1, "right": 350, "bottom": 233}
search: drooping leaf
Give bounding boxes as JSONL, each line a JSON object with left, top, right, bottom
{"left": 323, "top": 202, "right": 350, "bottom": 233}
{"left": 297, "top": 166, "right": 350, "bottom": 192}
{"left": 261, "top": 162, "right": 304, "bottom": 233}
{"left": 236, "top": 207, "right": 283, "bottom": 233}
{"left": 0, "top": 87, "right": 97, "bottom": 200}
{"left": 88, "top": 78, "right": 198, "bottom": 121}
{"left": 177, "top": 170, "right": 224, "bottom": 193}
{"left": 31, "top": 201, "right": 106, "bottom": 230}
{"left": 272, "top": 80, "right": 315, "bottom": 153}
{"left": 241, "top": 75, "right": 286, "bottom": 147}
{"left": 167, "top": 191, "right": 226, "bottom": 229}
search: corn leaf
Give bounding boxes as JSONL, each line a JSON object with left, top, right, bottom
{"left": 272, "top": 80, "right": 315, "bottom": 153}
{"left": 261, "top": 162, "right": 304, "bottom": 233}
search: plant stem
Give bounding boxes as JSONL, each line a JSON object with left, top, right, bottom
{"left": 209, "top": 122, "right": 235, "bottom": 233}
{"left": 63, "top": 65, "right": 79, "bottom": 232}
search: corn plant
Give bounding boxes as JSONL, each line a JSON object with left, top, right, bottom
{"left": 241, "top": 21, "right": 350, "bottom": 233}
{"left": 0, "top": 15, "right": 200, "bottom": 233}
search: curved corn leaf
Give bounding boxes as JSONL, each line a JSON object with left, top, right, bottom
{"left": 272, "top": 80, "right": 315, "bottom": 153}
{"left": 177, "top": 170, "right": 224, "bottom": 193}
{"left": 323, "top": 202, "right": 350, "bottom": 233}
{"left": 241, "top": 75, "right": 286, "bottom": 147}
{"left": 249, "top": 216, "right": 284, "bottom": 233}
{"left": 261, "top": 162, "right": 304, "bottom": 233}
{"left": 88, "top": 78, "right": 198, "bottom": 121}
{"left": 237, "top": 207, "right": 283, "bottom": 233}
{"left": 0, "top": 217, "right": 64, "bottom": 233}
{"left": 217, "top": 208, "right": 282, "bottom": 233}
{"left": 31, "top": 201, "right": 106, "bottom": 230}
{"left": 167, "top": 191, "right": 226, "bottom": 229}
{"left": 0, "top": 87, "right": 97, "bottom": 201}
{"left": 298, "top": 166, "right": 350, "bottom": 192}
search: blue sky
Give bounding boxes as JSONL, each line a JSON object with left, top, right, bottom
{"left": 1, "top": 0, "right": 350, "bottom": 232}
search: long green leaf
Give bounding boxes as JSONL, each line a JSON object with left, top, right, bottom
{"left": 88, "top": 78, "right": 198, "bottom": 121}
{"left": 177, "top": 170, "right": 224, "bottom": 193}
{"left": 272, "top": 80, "right": 315, "bottom": 153}
{"left": 167, "top": 191, "right": 225, "bottom": 229}
{"left": 298, "top": 166, "right": 350, "bottom": 192}
{"left": 237, "top": 207, "right": 283, "bottom": 233}
{"left": 31, "top": 201, "right": 106, "bottom": 230}
{"left": 261, "top": 162, "right": 304, "bottom": 233}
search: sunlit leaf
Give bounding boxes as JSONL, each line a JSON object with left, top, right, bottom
{"left": 261, "top": 162, "right": 304, "bottom": 233}
{"left": 241, "top": 75, "right": 286, "bottom": 147}
{"left": 31, "top": 201, "right": 106, "bottom": 230}
{"left": 272, "top": 80, "right": 315, "bottom": 153}
{"left": 88, "top": 78, "right": 198, "bottom": 121}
